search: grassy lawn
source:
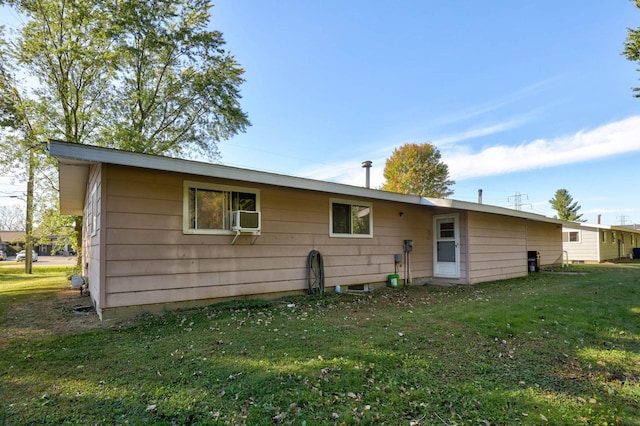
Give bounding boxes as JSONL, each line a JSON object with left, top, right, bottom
{"left": 1, "top": 264, "right": 639, "bottom": 425}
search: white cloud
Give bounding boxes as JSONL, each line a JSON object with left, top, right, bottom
{"left": 429, "top": 78, "right": 556, "bottom": 128}
{"left": 433, "top": 117, "right": 529, "bottom": 146}
{"left": 293, "top": 116, "right": 640, "bottom": 191}
{"left": 444, "top": 115, "right": 640, "bottom": 180}
{"left": 299, "top": 157, "right": 387, "bottom": 189}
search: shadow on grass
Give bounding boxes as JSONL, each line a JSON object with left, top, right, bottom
{"left": 1, "top": 265, "right": 639, "bottom": 424}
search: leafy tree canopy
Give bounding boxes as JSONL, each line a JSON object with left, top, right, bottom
{"left": 381, "top": 142, "right": 455, "bottom": 198}
{"left": 0, "top": 204, "right": 25, "bottom": 231}
{"left": 623, "top": 0, "right": 640, "bottom": 97}
{"left": 101, "top": 0, "right": 250, "bottom": 158}
{"left": 0, "top": 0, "right": 250, "bottom": 264}
{"left": 1, "top": 0, "right": 250, "bottom": 158}
{"left": 549, "top": 189, "right": 584, "bottom": 221}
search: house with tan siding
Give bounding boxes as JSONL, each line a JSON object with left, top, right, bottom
{"left": 49, "top": 140, "right": 564, "bottom": 320}
{"left": 562, "top": 222, "right": 640, "bottom": 263}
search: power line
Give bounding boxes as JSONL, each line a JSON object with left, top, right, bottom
{"left": 616, "top": 215, "right": 632, "bottom": 226}
{"left": 507, "top": 192, "right": 531, "bottom": 211}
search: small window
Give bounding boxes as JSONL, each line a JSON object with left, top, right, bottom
{"left": 330, "top": 198, "right": 373, "bottom": 238}
{"left": 184, "top": 181, "right": 260, "bottom": 234}
{"left": 601, "top": 231, "right": 606, "bottom": 243}
{"left": 562, "top": 231, "right": 580, "bottom": 243}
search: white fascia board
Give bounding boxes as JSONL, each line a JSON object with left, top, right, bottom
{"left": 611, "top": 225, "right": 640, "bottom": 236}
{"left": 567, "top": 222, "right": 640, "bottom": 236}
{"left": 48, "top": 140, "right": 561, "bottom": 225}
{"left": 425, "top": 197, "right": 564, "bottom": 225}
{"left": 48, "top": 140, "right": 426, "bottom": 205}
{"left": 562, "top": 223, "right": 640, "bottom": 238}
{"left": 579, "top": 222, "right": 611, "bottom": 230}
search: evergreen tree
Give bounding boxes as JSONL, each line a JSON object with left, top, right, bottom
{"left": 549, "top": 189, "right": 584, "bottom": 221}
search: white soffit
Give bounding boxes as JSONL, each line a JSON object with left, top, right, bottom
{"left": 58, "top": 162, "right": 89, "bottom": 216}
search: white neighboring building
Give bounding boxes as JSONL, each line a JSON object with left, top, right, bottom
{"left": 562, "top": 222, "right": 640, "bottom": 263}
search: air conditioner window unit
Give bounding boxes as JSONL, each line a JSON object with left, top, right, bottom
{"left": 232, "top": 210, "right": 261, "bottom": 232}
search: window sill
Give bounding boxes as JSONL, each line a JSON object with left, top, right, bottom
{"left": 329, "top": 233, "right": 374, "bottom": 239}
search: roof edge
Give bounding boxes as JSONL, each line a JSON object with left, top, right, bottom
{"left": 48, "top": 140, "right": 562, "bottom": 224}
{"left": 48, "top": 140, "right": 425, "bottom": 204}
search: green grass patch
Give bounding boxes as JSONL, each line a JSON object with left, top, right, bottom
{"left": 1, "top": 264, "right": 639, "bottom": 424}
{"left": 0, "top": 266, "right": 75, "bottom": 313}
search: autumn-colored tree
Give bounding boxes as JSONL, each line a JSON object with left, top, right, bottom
{"left": 382, "top": 143, "right": 455, "bottom": 198}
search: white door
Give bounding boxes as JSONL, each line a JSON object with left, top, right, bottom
{"left": 434, "top": 215, "right": 460, "bottom": 278}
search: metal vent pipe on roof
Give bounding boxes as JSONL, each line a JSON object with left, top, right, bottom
{"left": 362, "top": 161, "right": 372, "bottom": 188}
{"left": 478, "top": 189, "right": 483, "bottom": 204}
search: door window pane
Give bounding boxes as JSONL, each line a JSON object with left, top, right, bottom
{"left": 440, "top": 222, "right": 455, "bottom": 238}
{"left": 437, "top": 241, "right": 456, "bottom": 262}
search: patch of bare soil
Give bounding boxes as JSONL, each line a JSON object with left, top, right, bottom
{"left": 0, "top": 287, "right": 129, "bottom": 349}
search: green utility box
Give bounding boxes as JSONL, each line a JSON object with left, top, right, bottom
{"left": 388, "top": 274, "right": 399, "bottom": 287}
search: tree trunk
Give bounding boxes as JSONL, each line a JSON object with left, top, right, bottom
{"left": 24, "top": 150, "right": 35, "bottom": 274}
{"left": 75, "top": 215, "right": 82, "bottom": 269}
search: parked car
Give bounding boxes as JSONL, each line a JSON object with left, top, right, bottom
{"left": 55, "top": 249, "right": 77, "bottom": 256}
{"left": 16, "top": 250, "right": 38, "bottom": 262}
{"left": 0, "top": 250, "right": 6, "bottom": 261}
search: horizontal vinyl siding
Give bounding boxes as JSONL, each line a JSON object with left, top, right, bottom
{"left": 526, "top": 221, "right": 563, "bottom": 266}
{"left": 622, "top": 232, "right": 640, "bottom": 258}
{"left": 600, "top": 230, "right": 638, "bottom": 261}
{"left": 563, "top": 228, "right": 600, "bottom": 262}
{"left": 600, "top": 236, "right": 620, "bottom": 261}
{"left": 467, "top": 212, "right": 528, "bottom": 284}
{"left": 102, "top": 165, "right": 431, "bottom": 309}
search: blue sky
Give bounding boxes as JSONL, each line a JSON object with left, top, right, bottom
{"left": 2, "top": 1, "right": 639, "bottom": 225}
{"left": 210, "top": 0, "right": 640, "bottom": 225}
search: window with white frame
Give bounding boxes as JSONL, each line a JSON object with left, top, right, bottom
{"left": 562, "top": 231, "right": 580, "bottom": 243}
{"left": 183, "top": 181, "right": 259, "bottom": 234}
{"left": 329, "top": 198, "right": 373, "bottom": 237}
